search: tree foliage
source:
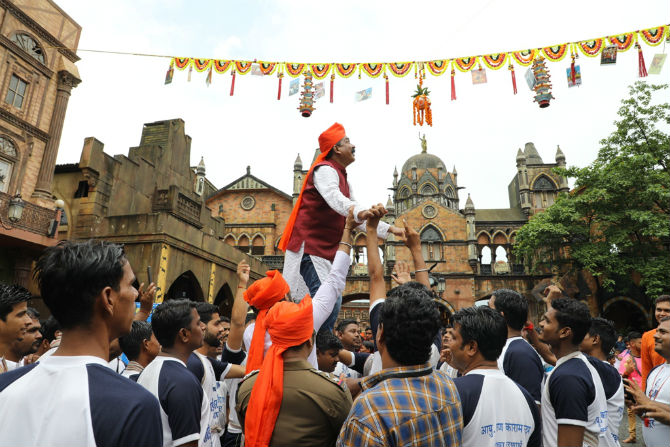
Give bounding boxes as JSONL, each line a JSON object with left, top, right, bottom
{"left": 515, "top": 82, "right": 670, "bottom": 298}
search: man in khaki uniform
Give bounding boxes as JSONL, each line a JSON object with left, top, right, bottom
{"left": 236, "top": 296, "right": 352, "bottom": 447}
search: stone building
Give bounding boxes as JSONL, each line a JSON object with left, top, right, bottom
{"left": 0, "top": 0, "right": 81, "bottom": 288}
{"left": 52, "top": 119, "right": 269, "bottom": 317}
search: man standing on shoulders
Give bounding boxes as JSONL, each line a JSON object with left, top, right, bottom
{"left": 446, "top": 306, "right": 540, "bottom": 447}
{"left": 279, "top": 123, "right": 404, "bottom": 332}
{"left": 624, "top": 317, "right": 670, "bottom": 447}
{"left": 641, "top": 296, "right": 670, "bottom": 390}
{"left": 489, "top": 288, "right": 545, "bottom": 405}
{"left": 539, "top": 298, "right": 608, "bottom": 447}
{"left": 0, "top": 241, "right": 163, "bottom": 447}
{"left": 138, "top": 300, "right": 208, "bottom": 447}
{"left": 237, "top": 296, "right": 352, "bottom": 447}
{"left": 119, "top": 320, "right": 161, "bottom": 381}
{"left": 580, "top": 317, "right": 625, "bottom": 447}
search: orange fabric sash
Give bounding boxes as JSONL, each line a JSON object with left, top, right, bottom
{"left": 244, "top": 270, "right": 290, "bottom": 373}
{"left": 278, "top": 123, "right": 345, "bottom": 252}
{"left": 243, "top": 296, "right": 314, "bottom": 447}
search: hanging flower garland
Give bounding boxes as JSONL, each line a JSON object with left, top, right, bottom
{"left": 387, "top": 62, "right": 413, "bottom": 77}
{"left": 361, "top": 63, "right": 384, "bottom": 78}
{"left": 482, "top": 53, "right": 507, "bottom": 70}
{"left": 191, "top": 59, "right": 211, "bottom": 72}
{"left": 454, "top": 56, "right": 477, "bottom": 72}
{"left": 427, "top": 60, "right": 449, "bottom": 76}
{"left": 639, "top": 26, "right": 667, "bottom": 46}
{"left": 542, "top": 45, "right": 568, "bottom": 62}
{"left": 234, "top": 61, "right": 253, "bottom": 74}
{"left": 511, "top": 49, "right": 536, "bottom": 66}
{"left": 335, "top": 64, "right": 357, "bottom": 78}
{"left": 174, "top": 58, "right": 190, "bottom": 70}
{"left": 310, "top": 64, "right": 331, "bottom": 79}
{"left": 213, "top": 60, "right": 232, "bottom": 73}
{"left": 578, "top": 39, "right": 604, "bottom": 57}
{"left": 609, "top": 34, "right": 635, "bottom": 52}
{"left": 285, "top": 63, "right": 306, "bottom": 77}
{"left": 258, "top": 62, "right": 277, "bottom": 75}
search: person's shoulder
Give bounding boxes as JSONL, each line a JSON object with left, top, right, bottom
{"left": 238, "top": 369, "right": 260, "bottom": 390}
{"left": 87, "top": 363, "right": 159, "bottom": 409}
{"left": 158, "top": 358, "right": 200, "bottom": 388}
{"left": 550, "top": 358, "right": 593, "bottom": 387}
{"left": 0, "top": 363, "right": 38, "bottom": 392}
{"left": 305, "top": 368, "right": 349, "bottom": 394}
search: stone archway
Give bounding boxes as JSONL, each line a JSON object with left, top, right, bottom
{"left": 602, "top": 296, "right": 652, "bottom": 331}
{"left": 214, "top": 283, "right": 234, "bottom": 318}
{"left": 165, "top": 270, "right": 205, "bottom": 302}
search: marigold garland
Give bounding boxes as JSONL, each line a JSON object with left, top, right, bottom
{"left": 578, "top": 39, "right": 604, "bottom": 57}
{"left": 512, "top": 50, "right": 536, "bottom": 66}
{"left": 310, "top": 64, "right": 331, "bottom": 79}
{"left": 213, "top": 60, "right": 232, "bottom": 73}
{"left": 639, "top": 26, "right": 667, "bottom": 46}
{"left": 285, "top": 63, "right": 306, "bottom": 77}
{"left": 335, "top": 64, "right": 357, "bottom": 78}
{"left": 427, "top": 60, "right": 449, "bottom": 76}
{"left": 191, "top": 58, "right": 211, "bottom": 72}
{"left": 609, "top": 34, "right": 635, "bottom": 52}
{"left": 234, "top": 61, "right": 253, "bottom": 74}
{"left": 482, "top": 53, "right": 507, "bottom": 70}
{"left": 454, "top": 57, "right": 477, "bottom": 72}
{"left": 387, "top": 62, "right": 412, "bottom": 77}
{"left": 258, "top": 62, "right": 277, "bottom": 75}
{"left": 542, "top": 45, "right": 568, "bottom": 62}
{"left": 361, "top": 63, "right": 384, "bottom": 78}
{"left": 174, "top": 57, "right": 190, "bottom": 70}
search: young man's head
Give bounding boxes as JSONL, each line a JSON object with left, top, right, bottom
{"left": 119, "top": 320, "right": 161, "bottom": 366}
{"left": 447, "top": 306, "right": 507, "bottom": 374}
{"left": 151, "top": 299, "right": 203, "bottom": 352}
{"left": 579, "top": 317, "right": 617, "bottom": 360}
{"left": 195, "top": 302, "right": 223, "bottom": 349}
{"left": 221, "top": 316, "right": 231, "bottom": 344}
{"left": 539, "top": 298, "right": 591, "bottom": 350}
{"left": 34, "top": 240, "right": 138, "bottom": 340}
{"left": 363, "top": 326, "right": 372, "bottom": 341}
{"left": 653, "top": 317, "right": 670, "bottom": 361}
{"left": 377, "top": 282, "right": 441, "bottom": 366}
{"left": 489, "top": 289, "right": 527, "bottom": 332}
{"left": 654, "top": 295, "right": 670, "bottom": 325}
{"left": 316, "top": 330, "right": 342, "bottom": 373}
{"left": 0, "top": 283, "right": 32, "bottom": 346}
{"left": 336, "top": 318, "right": 361, "bottom": 351}
{"left": 627, "top": 331, "right": 642, "bottom": 356}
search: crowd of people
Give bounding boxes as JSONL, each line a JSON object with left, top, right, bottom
{"left": 0, "top": 123, "right": 669, "bottom": 447}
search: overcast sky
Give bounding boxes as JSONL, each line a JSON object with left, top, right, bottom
{"left": 56, "top": 0, "right": 670, "bottom": 210}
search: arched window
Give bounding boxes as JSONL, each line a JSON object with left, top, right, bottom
{"left": 11, "top": 33, "right": 45, "bottom": 64}
{"left": 420, "top": 183, "right": 437, "bottom": 196}
{"left": 421, "top": 225, "right": 442, "bottom": 260}
{"left": 532, "top": 176, "right": 557, "bottom": 209}
{"left": 398, "top": 187, "right": 410, "bottom": 199}
{"left": 0, "top": 137, "right": 18, "bottom": 193}
{"left": 251, "top": 235, "right": 265, "bottom": 255}
{"left": 532, "top": 175, "right": 555, "bottom": 190}
{"left": 236, "top": 235, "right": 249, "bottom": 253}
{"left": 224, "top": 235, "right": 236, "bottom": 246}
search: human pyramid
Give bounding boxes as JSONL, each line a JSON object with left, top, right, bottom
{"left": 0, "top": 122, "right": 668, "bottom": 447}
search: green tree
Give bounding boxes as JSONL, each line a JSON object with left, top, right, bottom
{"left": 515, "top": 82, "right": 669, "bottom": 298}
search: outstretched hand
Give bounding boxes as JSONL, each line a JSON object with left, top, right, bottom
{"left": 237, "top": 260, "right": 250, "bottom": 285}
{"left": 135, "top": 282, "right": 156, "bottom": 320}
{"left": 391, "top": 261, "right": 412, "bottom": 285}
{"left": 402, "top": 219, "right": 421, "bottom": 249}
{"left": 345, "top": 206, "right": 357, "bottom": 231}
{"left": 366, "top": 204, "right": 387, "bottom": 230}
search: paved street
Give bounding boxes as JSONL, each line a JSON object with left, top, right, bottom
{"left": 619, "top": 411, "right": 647, "bottom": 447}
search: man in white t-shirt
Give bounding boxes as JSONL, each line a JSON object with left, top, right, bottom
{"left": 539, "top": 298, "right": 608, "bottom": 447}
{"left": 624, "top": 317, "right": 670, "bottom": 447}
{"left": 139, "top": 299, "right": 208, "bottom": 447}
{"left": 0, "top": 240, "right": 162, "bottom": 447}
{"left": 0, "top": 284, "right": 32, "bottom": 372}
{"left": 446, "top": 306, "right": 540, "bottom": 447}
{"left": 119, "top": 320, "right": 161, "bottom": 381}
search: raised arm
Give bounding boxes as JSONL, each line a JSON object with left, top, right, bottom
{"left": 134, "top": 282, "right": 156, "bottom": 321}
{"left": 367, "top": 204, "right": 387, "bottom": 304}
{"left": 228, "top": 260, "right": 250, "bottom": 352}
{"left": 402, "top": 220, "right": 430, "bottom": 289}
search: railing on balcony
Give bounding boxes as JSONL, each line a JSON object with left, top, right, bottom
{"left": 261, "top": 255, "right": 285, "bottom": 271}
{"left": 0, "top": 191, "right": 55, "bottom": 237}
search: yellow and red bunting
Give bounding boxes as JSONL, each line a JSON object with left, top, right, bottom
{"left": 213, "top": 60, "right": 232, "bottom": 73}
{"left": 609, "top": 33, "right": 635, "bottom": 52}
{"left": 511, "top": 50, "right": 536, "bottom": 66}
{"left": 234, "top": 61, "right": 253, "bottom": 74}
{"left": 639, "top": 26, "right": 667, "bottom": 46}
{"left": 454, "top": 56, "right": 477, "bottom": 72}
{"left": 387, "top": 62, "right": 412, "bottom": 77}
{"left": 335, "top": 63, "right": 357, "bottom": 78}
{"left": 542, "top": 45, "right": 568, "bottom": 62}
{"left": 285, "top": 63, "right": 306, "bottom": 77}
{"left": 174, "top": 57, "right": 190, "bottom": 70}
{"left": 310, "top": 64, "right": 331, "bottom": 79}
{"left": 191, "top": 58, "right": 211, "bottom": 72}
{"left": 481, "top": 53, "right": 507, "bottom": 70}
{"left": 361, "top": 63, "right": 384, "bottom": 78}
{"left": 578, "top": 39, "right": 604, "bottom": 57}
{"left": 258, "top": 62, "right": 277, "bottom": 75}
{"left": 426, "top": 60, "right": 449, "bottom": 76}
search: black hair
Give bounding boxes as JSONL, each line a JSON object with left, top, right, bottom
{"left": 316, "top": 330, "right": 342, "bottom": 352}
{"left": 378, "top": 282, "right": 441, "bottom": 365}
{"left": 551, "top": 298, "right": 592, "bottom": 345}
{"left": 0, "top": 283, "right": 31, "bottom": 321}
{"left": 453, "top": 306, "right": 507, "bottom": 361}
{"left": 492, "top": 289, "right": 527, "bottom": 331}
{"left": 195, "top": 302, "right": 219, "bottom": 325}
{"left": 33, "top": 240, "right": 128, "bottom": 329}
{"left": 220, "top": 316, "right": 231, "bottom": 324}
{"left": 336, "top": 318, "right": 359, "bottom": 333}
{"left": 656, "top": 295, "right": 670, "bottom": 305}
{"left": 362, "top": 340, "right": 375, "bottom": 352}
{"left": 364, "top": 326, "right": 371, "bottom": 331}
{"left": 627, "top": 331, "right": 642, "bottom": 341}
{"left": 245, "top": 311, "right": 257, "bottom": 325}
{"left": 587, "top": 317, "right": 617, "bottom": 355}
{"left": 151, "top": 299, "right": 196, "bottom": 349}
{"left": 119, "top": 320, "right": 153, "bottom": 361}
{"left": 26, "top": 306, "right": 40, "bottom": 319}
{"left": 39, "top": 315, "right": 61, "bottom": 343}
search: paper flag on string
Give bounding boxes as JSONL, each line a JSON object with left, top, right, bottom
{"left": 471, "top": 69, "right": 487, "bottom": 85}
{"left": 315, "top": 82, "right": 325, "bottom": 99}
{"left": 288, "top": 78, "right": 300, "bottom": 96}
{"left": 566, "top": 65, "right": 582, "bottom": 87}
{"left": 524, "top": 67, "right": 536, "bottom": 90}
{"left": 355, "top": 88, "right": 372, "bottom": 101}
{"left": 649, "top": 54, "right": 667, "bottom": 74}
{"left": 251, "top": 64, "right": 264, "bottom": 76}
{"left": 601, "top": 45, "right": 617, "bottom": 65}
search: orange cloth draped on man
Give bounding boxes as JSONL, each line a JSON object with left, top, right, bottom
{"left": 243, "top": 270, "right": 290, "bottom": 373}
{"left": 243, "top": 296, "right": 314, "bottom": 447}
{"left": 278, "top": 122, "right": 346, "bottom": 252}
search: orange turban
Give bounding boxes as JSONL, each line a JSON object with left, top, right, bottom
{"left": 244, "top": 270, "right": 290, "bottom": 373}
{"left": 244, "top": 296, "right": 314, "bottom": 447}
{"left": 278, "top": 123, "right": 346, "bottom": 252}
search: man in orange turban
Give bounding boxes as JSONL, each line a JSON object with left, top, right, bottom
{"left": 237, "top": 296, "right": 352, "bottom": 447}
{"left": 279, "top": 123, "right": 404, "bottom": 333}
